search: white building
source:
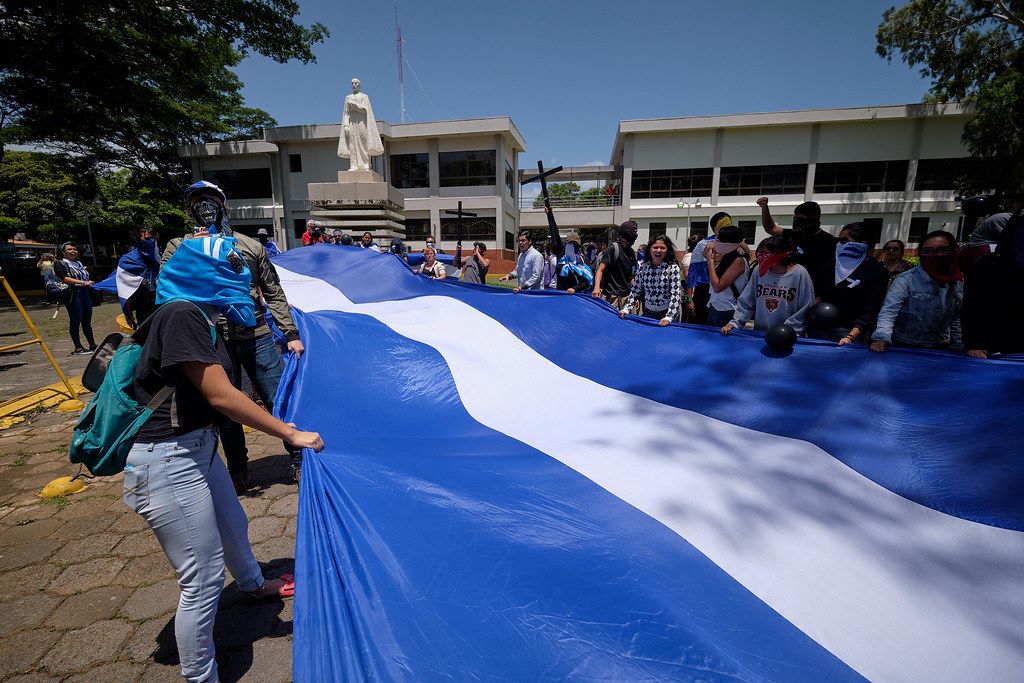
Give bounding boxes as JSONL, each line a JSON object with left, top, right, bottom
{"left": 180, "top": 103, "right": 977, "bottom": 254}
{"left": 179, "top": 117, "right": 526, "bottom": 252}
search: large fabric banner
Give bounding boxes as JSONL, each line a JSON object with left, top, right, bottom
{"left": 273, "top": 245, "right": 1023, "bottom": 682}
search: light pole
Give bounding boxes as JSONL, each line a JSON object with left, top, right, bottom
{"left": 675, "top": 199, "right": 703, "bottom": 244}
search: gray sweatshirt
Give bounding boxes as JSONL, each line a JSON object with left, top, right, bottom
{"left": 729, "top": 264, "right": 815, "bottom": 333}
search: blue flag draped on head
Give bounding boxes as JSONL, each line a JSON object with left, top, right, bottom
{"left": 157, "top": 235, "right": 256, "bottom": 326}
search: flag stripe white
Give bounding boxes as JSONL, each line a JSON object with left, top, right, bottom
{"left": 278, "top": 265, "right": 1024, "bottom": 683}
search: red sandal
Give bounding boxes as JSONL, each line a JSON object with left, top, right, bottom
{"left": 244, "top": 573, "right": 294, "bottom": 600}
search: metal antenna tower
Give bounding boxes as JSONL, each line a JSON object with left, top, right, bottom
{"left": 395, "top": 0, "right": 405, "bottom": 123}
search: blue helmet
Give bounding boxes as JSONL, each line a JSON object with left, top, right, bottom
{"left": 182, "top": 180, "right": 226, "bottom": 206}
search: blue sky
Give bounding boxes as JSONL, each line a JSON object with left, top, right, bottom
{"left": 236, "top": 1, "right": 931, "bottom": 168}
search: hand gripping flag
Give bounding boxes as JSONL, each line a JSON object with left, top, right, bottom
{"left": 273, "top": 246, "right": 1024, "bottom": 682}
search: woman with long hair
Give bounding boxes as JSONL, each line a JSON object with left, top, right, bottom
{"left": 51, "top": 242, "right": 96, "bottom": 355}
{"left": 619, "top": 235, "right": 682, "bottom": 326}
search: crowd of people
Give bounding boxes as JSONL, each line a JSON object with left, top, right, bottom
{"left": 500, "top": 196, "right": 1023, "bottom": 359}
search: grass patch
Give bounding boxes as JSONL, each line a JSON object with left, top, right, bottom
{"left": 42, "top": 495, "right": 69, "bottom": 509}
{"left": 8, "top": 454, "right": 29, "bottom": 467}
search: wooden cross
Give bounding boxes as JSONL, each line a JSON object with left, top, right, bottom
{"left": 443, "top": 201, "right": 477, "bottom": 247}
{"left": 521, "top": 160, "right": 563, "bottom": 247}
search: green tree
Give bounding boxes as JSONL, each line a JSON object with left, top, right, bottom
{"left": 876, "top": 1, "right": 1024, "bottom": 193}
{"left": 532, "top": 182, "right": 582, "bottom": 208}
{"left": 0, "top": 1, "right": 328, "bottom": 187}
{"left": 0, "top": 151, "right": 81, "bottom": 229}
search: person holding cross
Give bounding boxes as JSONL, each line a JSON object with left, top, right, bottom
{"left": 500, "top": 230, "right": 544, "bottom": 292}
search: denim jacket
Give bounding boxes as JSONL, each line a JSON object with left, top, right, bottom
{"left": 871, "top": 266, "right": 963, "bottom": 349}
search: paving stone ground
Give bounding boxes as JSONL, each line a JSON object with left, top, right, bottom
{"left": 0, "top": 408, "right": 299, "bottom": 682}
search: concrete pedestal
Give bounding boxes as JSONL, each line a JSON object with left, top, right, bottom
{"left": 307, "top": 170, "right": 406, "bottom": 237}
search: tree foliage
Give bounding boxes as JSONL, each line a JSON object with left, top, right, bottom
{"left": 876, "top": 0, "right": 1024, "bottom": 193}
{"left": 0, "top": 0, "right": 328, "bottom": 187}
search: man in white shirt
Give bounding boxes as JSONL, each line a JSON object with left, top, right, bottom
{"left": 500, "top": 230, "right": 544, "bottom": 293}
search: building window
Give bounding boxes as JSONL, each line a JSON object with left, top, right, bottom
{"left": 649, "top": 222, "right": 667, "bottom": 236}
{"left": 293, "top": 218, "right": 306, "bottom": 239}
{"left": 908, "top": 216, "right": 930, "bottom": 246}
{"left": 631, "top": 168, "right": 713, "bottom": 199}
{"left": 689, "top": 221, "right": 709, "bottom": 238}
{"left": 505, "top": 159, "right": 515, "bottom": 197}
{"left": 202, "top": 168, "right": 273, "bottom": 200}
{"left": 404, "top": 218, "right": 429, "bottom": 240}
{"left": 914, "top": 157, "right": 986, "bottom": 191}
{"left": 289, "top": 154, "right": 302, "bottom": 173}
{"left": 440, "top": 217, "right": 496, "bottom": 242}
{"left": 390, "top": 153, "right": 430, "bottom": 189}
{"left": 505, "top": 231, "right": 514, "bottom": 251}
{"left": 738, "top": 220, "right": 757, "bottom": 244}
{"left": 813, "top": 160, "right": 908, "bottom": 194}
{"left": 860, "top": 217, "right": 884, "bottom": 246}
{"left": 719, "top": 164, "right": 807, "bottom": 196}
{"left": 439, "top": 150, "right": 496, "bottom": 187}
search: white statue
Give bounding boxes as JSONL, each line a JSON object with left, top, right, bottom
{"left": 337, "top": 78, "right": 384, "bottom": 172}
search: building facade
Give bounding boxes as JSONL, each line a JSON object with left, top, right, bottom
{"left": 179, "top": 117, "right": 526, "bottom": 252}
{"left": 180, "top": 103, "right": 976, "bottom": 254}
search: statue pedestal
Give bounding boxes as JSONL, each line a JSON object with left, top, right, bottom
{"left": 307, "top": 169, "right": 406, "bottom": 237}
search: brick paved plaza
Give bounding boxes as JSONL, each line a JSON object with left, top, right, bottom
{"left": 0, "top": 409, "right": 300, "bottom": 682}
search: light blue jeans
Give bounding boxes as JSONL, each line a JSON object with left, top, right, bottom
{"left": 124, "top": 428, "right": 265, "bottom": 683}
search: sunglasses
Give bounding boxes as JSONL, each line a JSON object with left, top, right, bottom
{"left": 919, "top": 246, "right": 952, "bottom": 256}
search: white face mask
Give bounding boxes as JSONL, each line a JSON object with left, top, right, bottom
{"left": 834, "top": 240, "right": 869, "bottom": 284}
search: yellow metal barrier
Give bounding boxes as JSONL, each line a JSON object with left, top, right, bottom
{"left": 0, "top": 276, "right": 85, "bottom": 415}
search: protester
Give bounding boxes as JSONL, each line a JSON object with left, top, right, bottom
{"left": 687, "top": 213, "right": 733, "bottom": 324}
{"left": 459, "top": 242, "right": 490, "bottom": 284}
{"left": 128, "top": 235, "right": 323, "bottom": 683}
{"left": 418, "top": 246, "right": 446, "bottom": 279}
{"left": 500, "top": 230, "right": 544, "bottom": 293}
{"left": 591, "top": 237, "right": 609, "bottom": 272}
{"left": 52, "top": 242, "right": 97, "bottom": 355}
{"left": 810, "top": 222, "right": 888, "bottom": 344}
{"left": 257, "top": 228, "right": 280, "bottom": 256}
{"left": 554, "top": 233, "right": 594, "bottom": 294}
{"left": 425, "top": 234, "right": 445, "bottom": 254}
{"left": 301, "top": 220, "right": 325, "bottom": 246}
{"left": 759, "top": 197, "right": 837, "bottom": 295}
{"left": 619, "top": 235, "right": 682, "bottom": 326}
{"left": 721, "top": 234, "right": 814, "bottom": 336}
{"left": 541, "top": 242, "right": 558, "bottom": 290}
{"left": 958, "top": 209, "right": 1011, "bottom": 274}
{"left": 37, "top": 253, "right": 65, "bottom": 305}
{"left": 592, "top": 221, "right": 638, "bottom": 308}
{"left": 963, "top": 211, "right": 1024, "bottom": 358}
{"left": 703, "top": 225, "right": 750, "bottom": 328}
{"left": 389, "top": 236, "right": 408, "bottom": 261}
{"left": 122, "top": 227, "right": 161, "bottom": 328}
{"left": 339, "top": 233, "right": 353, "bottom": 246}
{"left": 870, "top": 230, "right": 963, "bottom": 353}
{"left": 879, "top": 239, "right": 912, "bottom": 286}
{"left": 681, "top": 235, "right": 702, "bottom": 281}
{"left": 360, "top": 231, "right": 381, "bottom": 253}
{"left": 165, "top": 181, "right": 306, "bottom": 491}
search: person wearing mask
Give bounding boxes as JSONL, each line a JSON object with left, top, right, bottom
{"left": 52, "top": 242, "right": 96, "bottom": 355}
{"left": 418, "top": 246, "right": 446, "bottom": 279}
{"left": 811, "top": 222, "right": 888, "bottom": 345}
{"left": 590, "top": 237, "right": 608, "bottom": 272}
{"left": 256, "top": 228, "right": 280, "bottom": 256}
{"left": 165, "top": 181, "right": 306, "bottom": 491}
{"left": 721, "top": 234, "right": 815, "bottom": 336}
{"left": 687, "top": 213, "right": 734, "bottom": 324}
{"left": 541, "top": 242, "right": 559, "bottom": 290}
{"left": 128, "top": 234, "right": 323, "bottom": 683}
{"left": 425, "top": 234, "right": 445, "bottom": 255}
{"left": 360, "top": 231, "right": 381, "bottom": 253}
{"left": 703, "top": 225, "right": 751, "bottom": 328}
{"left": 963, "top": 210, "right": 1024, "bottom": 358}
{"left": 619, "top": 235, "right": 682, "bottom": 326}
{"left": 389, "top": 236, "right": 408, "bottom": 262}
{"left": 500, "top": 230, "right": 544, "bottom": 293}
{"left": 118, "top": 227, "right": 162, "bottom": 328}
{"left": 459, "top": 242, "right": 490, "bottom": 284}
{"left": 759, "top": 197, "right": 836, "bottom": 296}
{"left": 591, "top": 221, "right": 638, "bottom": 308}
{"left": 339, "top": 233, "right": 354, "bottom": 246}
{"left": 870, "top": 230, "right": 963, "bottom": 353}
{"left": 879, "top": 239, "right": 913, "bottom": 286}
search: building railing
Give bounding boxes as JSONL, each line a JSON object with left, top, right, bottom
{"left": 519, "top": 195, "right": 621, "bottom": 210}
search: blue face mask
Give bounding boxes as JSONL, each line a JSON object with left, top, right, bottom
{"left": 157, "top": 235, "right": 255, "bottom": 326}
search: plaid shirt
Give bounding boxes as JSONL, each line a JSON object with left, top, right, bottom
{"left": 624, "top": 261, "right": 682, "bottom": 321}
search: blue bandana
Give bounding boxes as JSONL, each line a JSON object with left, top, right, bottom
{"left": 157, "top": 235, "right": 256, "bottom": 326}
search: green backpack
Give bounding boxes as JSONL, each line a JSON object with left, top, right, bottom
{"left": 69, "top": 303, "right": 213, "bottom": 476}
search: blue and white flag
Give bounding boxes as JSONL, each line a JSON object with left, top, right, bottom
{"left": 272, "top": 247, "right": 1024, "bottom": 682}
{"left": 92, "top": 241, "right": 159, "bottom": 317}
